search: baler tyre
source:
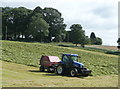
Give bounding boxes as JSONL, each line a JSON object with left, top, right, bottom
{"left": 56, "top": 65, "right": 64, "bottom": 75}
{"left": 48, "top": 67, "right": 55, "bottom": 73}
{"left": 70, "top": 68, "right": 78, "bottom": 77}
{"left": 39, "top": 66, "right": 45, "bottom": 72}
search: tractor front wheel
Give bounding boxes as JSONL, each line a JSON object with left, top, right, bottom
{"left": 70, "top": 68, "right": 78, "bottom": 77}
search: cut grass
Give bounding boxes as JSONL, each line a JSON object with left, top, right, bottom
{"left": 2, "top": 60, "right": 118, "bottom": 87}
{"left": 1, "top": 40, "right": 118, "bottom": 76}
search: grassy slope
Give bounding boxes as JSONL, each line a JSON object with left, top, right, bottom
{"left": 2, "top": 60, "right": 118, "bottom": 87}
{"left": 1, "top": 40, "right": 118, "bottom": 76}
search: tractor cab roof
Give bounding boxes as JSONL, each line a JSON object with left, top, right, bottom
{"left": 62, "top": 54, "right": 78, "bottom": 57}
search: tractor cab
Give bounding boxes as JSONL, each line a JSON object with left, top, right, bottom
{"left": 61, "top": 54, "right": 84, "bottom": 68}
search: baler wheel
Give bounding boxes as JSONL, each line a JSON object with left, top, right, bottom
{"left": 39, "top": 66, "right": 45, "bottom": 72}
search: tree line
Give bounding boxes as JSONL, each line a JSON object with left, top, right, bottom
{"left": 2, "top": 6, "right": 102, "bottom": 46}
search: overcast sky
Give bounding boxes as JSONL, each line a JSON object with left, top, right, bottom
{"left": 1, "top": 0, "right": 119, "bottom": 46}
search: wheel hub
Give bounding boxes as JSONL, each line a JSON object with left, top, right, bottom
{"left": 57, "top": 66, "right": 63, "bottom": 74}
{"left": 71, "top": 70, "right": 75, "bottom": 76}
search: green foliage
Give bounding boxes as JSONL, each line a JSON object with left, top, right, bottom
{"left": 90, "top": 32, "right": 96, "bottom": 45}
{"left": 33, "top": 6, "right": 43, "bottom": 15}
{"left": 90, "top": 32, "right": 102, "bottom": 45}
{"left": 117, "top": 38, "right": 120, "bottom": 48}
{"left": 70, "top": 24, "right": 86, "bottom": 46}
{"left": 2, "top": 7, "right": 14, "bottom": 40}
{"left": 95, "top": 37, "right": 102, "bottom": 45}
{"left": 90, "top": 32, "right": 96, "bottom": 39}
{"left": 27, "top": 13, "right": 49, "bottom": 42}
{"left": 2, "top": 7, "right": 32, "bottom": 40}
{"left": 1, "top": 41, "right": 118, "bottom": 76}
{"left": 117, "top": 38, "right": 120, "bottom": 43}
{"left": 43, "top": 7, "right": 66, "bottom": 42}
{"left": 2, "top": 6, "right": 67, "bottom": 42}
{"left": 84, "top": 36, "right": 91, "bottom": 45}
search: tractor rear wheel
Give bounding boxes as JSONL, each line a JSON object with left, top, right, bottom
{"left": 39, "top": 66, "right": 45, "bottom": 72}
{"left": 56, "top": 65, "right": 64, "bottom": 75}
{"left": 70, "top": 68, "right": 78, "bottom": 77}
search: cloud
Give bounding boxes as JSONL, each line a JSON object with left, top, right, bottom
{"left": 93, "top": 6, "right": 115, "bottom": 18}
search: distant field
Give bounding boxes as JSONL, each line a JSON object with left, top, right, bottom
{"left": 54, "top": 43, "right": 119, "bottom": 55}
{"left": 49, "top": 42, "right": 118, "bottom": 51}
{"left": 2, "top": 60, "right": 118, "bottom": 87}
{"left": 1, "top": 40, "right": 118, "bottom": 76}
{"left": 86, "top": 45, "right": 118, "bottom": 51}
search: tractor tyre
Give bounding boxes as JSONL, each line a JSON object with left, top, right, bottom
{"left": 56, "top": 65, "right": 64, "bottom": 75}
{"left": 69, "top": 68, "right": 78, "bottom": 77}
{"left": 39, "top": 66, "right": 45, "bottom": 72}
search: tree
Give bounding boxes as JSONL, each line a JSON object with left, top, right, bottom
{"left": 117, "top": 38, "right": 120, "bottom": 48}
{"left": 43, "top": 7, "right": 66, "bottom": 42}
{"left": 2, "top": 7, "right": 14, "bottom": 40}
{"left": 117, "top": 38, "right": 120, "bottom": 43}
{"left": 2, "top": 6, "right": 67, "bottom": 42}
{"left": 2, "top": 7, "right": 32, "bottom": 40}
{"left": 24, "top": 6, "right": 44, "bottom": 41}
{"left": 70, "top": 24, "right": 82, "bottom": 31}
{"left": 0, "top": 7, "right": 2, "bottom": 39}
{"left": 11, "top": 7, "right": 32, "bottom": 40}
{"left": 90, "top": 32, "right": 102, "bottom": 45}
{"left": 64, "top": 31, "right": 70, "bottom": 42}
{"left": 84, "top": 36, "right": 91, "bottom": 45}
{"left": 33, "top": 6, "right": 43, "bottom": 15}
{"left": 90, "top": 32, "right": 96, "bottom": 45}
{"left": 70, "top": 24, "right": 86, "bottom": 47}
{"left": 26, "top": 13, "right": 49, "bottom": 42}
{"left": 90, "top": 32, "right": 96, "bottom": 39}
{"left": 94, "top": 37, "right": 102, "bottom": 45}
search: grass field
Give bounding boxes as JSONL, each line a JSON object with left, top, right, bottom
{"left": 2, "top": 60, "right": 118, "bottom": 87}
{"left": 0, "top": 40, "right": 119, "bottom": 87}
{"left": 1, "top": 40, "right": 118, "bottom": 76}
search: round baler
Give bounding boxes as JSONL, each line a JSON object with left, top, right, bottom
{"left": 39, "top": 56, "right": 60, "bottom": 72}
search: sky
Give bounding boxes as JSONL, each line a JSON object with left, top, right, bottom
{"left": 1, "top": 0, "right": 119, "bottom": 46}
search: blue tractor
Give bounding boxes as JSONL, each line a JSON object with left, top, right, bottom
{"left": 56, "top": 54, "right": 91, "bottom": 77}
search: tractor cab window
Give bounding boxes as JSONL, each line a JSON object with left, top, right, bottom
{"left": 62, "top": 55, "right": 69, "bottom": 62}
{"left": 70, "top": 56, "right": 78, "bottom": 62}
{"left": 62, "top": 55, "right": 78, "bottom": 63}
